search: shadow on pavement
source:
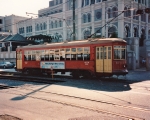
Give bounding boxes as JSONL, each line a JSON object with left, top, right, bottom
{"left": 11, "top": 84, "right": 50, "bottom": 101}
{"left": 54, "top": 70, "right": 150, "bottom": 92}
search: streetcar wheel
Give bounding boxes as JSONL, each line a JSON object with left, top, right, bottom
{"left": 83, "top": 71, "right": 92, "bottom": 79}
{"left": 72, "top": 71, "right": 80, "bottom": 79}
{"left": 22, "top": 69, "right": 29, "bottom": 75}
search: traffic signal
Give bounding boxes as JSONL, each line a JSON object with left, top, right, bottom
{"left": 145, "top": 8, "right": 150, "bottom": 13}
{"left": 136, "top": 9, "right": 143, "bottom": 15}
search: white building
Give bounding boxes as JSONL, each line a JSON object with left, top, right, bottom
{"left": 1, "top": 0, "right": 150, "bottom": 69}
{"left": 17, "top": 0, "right": 150, "bottom": 41}
{"left": 0, "top": 15, "right": 27, "bottom": 35}
{"left": 0, "top": 15, "right": 28, "bottom": 62}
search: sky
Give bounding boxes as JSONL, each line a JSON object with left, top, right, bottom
{"left": 0, "top": 0, "right": 51, "bottom": 17}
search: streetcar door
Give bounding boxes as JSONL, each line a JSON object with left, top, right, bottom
{"left": 96, "top": 46, "right": 112, "bottom": 73}
{"left": 17, "top": 51, "right": 22, "bottom": 69}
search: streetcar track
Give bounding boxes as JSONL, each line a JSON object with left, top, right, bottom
{"left": 0, "top": 74, "right": 150, "bottom": 112}
{"left": 0, "top": 73, "right": 149, "bottom": 120}
{"left": 2, "top": 84, "right": 150, "bottom": 114}
{"left": 0, "top": 90, "right": 144, "bottom": 120}
{"left": 21, "top": 88, "right": 150, "bottom": 112}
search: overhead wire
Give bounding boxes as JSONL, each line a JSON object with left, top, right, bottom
{"left": 1, "top": 0, "right": 149, "bottom": 34}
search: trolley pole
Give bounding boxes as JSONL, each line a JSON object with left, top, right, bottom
{"left": 72, "top": 0, "right": 76, "bottom": 40}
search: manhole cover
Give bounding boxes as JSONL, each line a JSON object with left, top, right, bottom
{"left": 0, "top": 114, "right": 22, "bottom": 120}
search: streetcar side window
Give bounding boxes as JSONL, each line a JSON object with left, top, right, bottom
{"left": 40, "top": 50, "right": 45, "bottom": 61}
{"left": 121, "top": 48, "right": 126, "bottom": 59}
{"left": 65, "top": 48, "right": 71, "bottom": 60}
{"left": 54, "top": 49, "right": 60, "bottom": 60}
{"left": 28, "top": 51, "right": 31, "bottom": 61}
{"left": 24, "top": 51, "right": 28, "bottom": 61}
{"left": 71, "top": 48, "right": 76, "bottom": 60}
{"left": 114, "top": 46, "right": 126, "bottom": 60}
{"left": 77, "top": 48, "right": 83, "bottom": 60}
{"left": 60, "top": 49, "right": 65, "bottom": 60}
{"left": 32, "top": 51, "right": 36, "bottom": 61}
{"left": 45, "top": 50, "right": 49, "bottom": 61}
{"left": 36, "top": 50, "right": 40, "bottom": 61}
{"left": 50, "top": 49, "right": 54, "bottom": 60}
{"left": 84, "top": 47, "right": 90, "bottom": 60}
{"left": 23, "top": 47, "right": 91, "bottom": 61}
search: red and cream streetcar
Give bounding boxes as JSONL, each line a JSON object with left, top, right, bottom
{"left": 16, "top": 38, "right": 128, "bottom": 78}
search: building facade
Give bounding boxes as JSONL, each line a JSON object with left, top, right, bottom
{"left": 0, "top": 15, "right": 27, "bottom": 35}
{"left": 0, "top": 15, "right": 28, "bottom": 62}
{"left": 1, "top": 0, "right": 149, "bottom": 69}
{"left": 17, "top": 0, "right": 150, "bottom": 42}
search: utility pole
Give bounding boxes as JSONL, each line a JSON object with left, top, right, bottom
{"left": 72, "top": 0, "right": 76, "bottom": 40}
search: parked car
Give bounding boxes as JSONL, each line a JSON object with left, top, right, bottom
{"left": 10, "top": 62, "right": 16, "bottom": 68}
{"left": 0, "top": 61, "right": 14, "bottom": 69}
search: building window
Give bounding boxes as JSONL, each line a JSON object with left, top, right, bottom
{"left": 60, "top": 0, "right": 62, "bottom": 4}
{"left": 83, "top": 14, "right": 87, "bottom": 23}
{"left": 87, "top": 13, "right": 91, "bottom": 22}
{"left": 139, "top": 29, "right": 145, "bottom": 46}
{"left": 96, "top": 0, "right": 101, "bottom": 2}
{"left": 112, "top": 7, "right": 118, "bottom": 17}
{"left": 141, "top": 14, "right": 146, "bottom": 22}
{"left": 43, "top": 22, "right": 47, "bottom": 30}
{"left": 125, "top": 26, "right": 130, "bottom": 37}
{"left": 51, "top": 21, "right": 54, "bottom": 28}
{"left": 124, "top": 7, "right": 130, "bottom": 17}
{"left": 133, "top": 10, "right": 139, "bottom": 20}
{"left": 108, "top": 26, "right": 117, "bottom": 37}
{"left": 148, "top": 30, "right": 150, "bottom": 38}
{"left": 19, "top": 27, "right": 24, "bottom": 34}
{"left": 30, "top": 26, "right": 32, "bottom": 32}
{"left": 0, "top": 19, "right": 2, "bottom": 24}
{"left": 127, "top": 7, "right": 131, "bottom": 17}
{"left": 85, "top": 0, "right": 89, "bottom": 6}
{"left": 148, "top": 14, "right": 150, "bottom": 23}
{"left": 133, "top": 27, "right": 138, "bottom": 37}
{"left": 82, "top": 0, "right": 84, "bottom": 7}
{"left": 68, "top": 0, "right": 73, "bottom": 10}
{"left": 40, "top": 23, "right": 43, "bottom": 30}
{"left": 59, "top": 20, "right": 62, "bottom": 27}
{"left": 56, "top": 0, "right": 58, "bottom": 5}
{"left": 96, "top": 11, "right": 102, "bottom": 20}
{"left": 107, "top": 8, "right": 111, "bottom": 18}
{"left": 36, "top": 24, "right": 39, "bottom": 31}
{"left": 26, "top": 26, "right": 28, "bottom": 33}
{"left": 55, "top": 21, "right": 57, "bottom": 28}
{"left": 91, "top": 0, "right": 95, "bottom": 4}
{"left": 84, "top": 30, "right": 90, "bottom": 39}
{"left": 49, "top": 0, "right": 54, "bottom": 7}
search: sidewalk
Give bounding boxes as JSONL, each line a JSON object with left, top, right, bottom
{"left": 133, "top": 67, "right": 147, "bottom": 71}
{"left": 125, "top": 67, "right": 150, "bottom": 81}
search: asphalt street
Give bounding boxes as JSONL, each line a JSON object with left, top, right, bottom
{"left": 0, "top": 68, "right": 149, "bottom": 120}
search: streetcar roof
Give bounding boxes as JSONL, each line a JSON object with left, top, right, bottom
{"left": 17, "top": 38, "right": 126, "bottom": 50}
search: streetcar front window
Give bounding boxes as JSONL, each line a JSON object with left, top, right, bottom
{"left": 114, "top": 46, "right": 126, "bottom": 60}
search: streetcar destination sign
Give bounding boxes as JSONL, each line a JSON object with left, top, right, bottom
{"left": 40, "top": 62, "right": 65, "bottom": 69}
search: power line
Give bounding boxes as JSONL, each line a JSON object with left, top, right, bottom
{"left": 1, "top": 1, "right": 149, "bottom": 34}
{"left": 88, "top": 10, "right": 125, "bottom": 38}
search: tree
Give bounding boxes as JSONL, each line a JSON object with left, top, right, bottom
{"left": 110, "top": 32, "right": 118, "bottom": 38}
